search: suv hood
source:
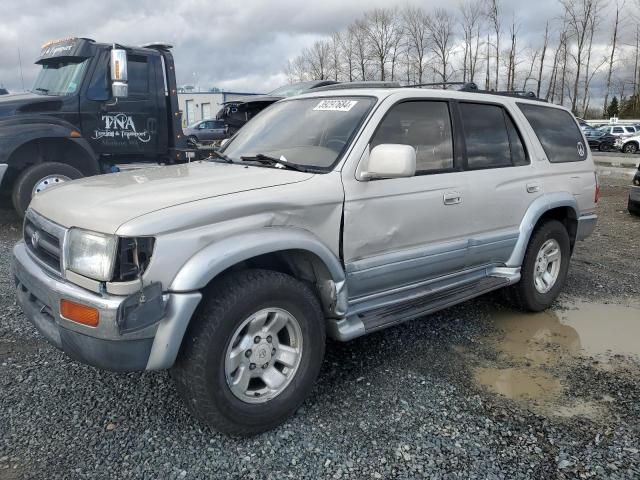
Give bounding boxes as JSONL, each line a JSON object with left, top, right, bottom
{"left": 30, "top": 161, "right": 314, "bottom": 233}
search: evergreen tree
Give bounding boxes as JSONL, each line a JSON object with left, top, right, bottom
{"left": 606, "top": 96, "right": 619, "bottom": 118}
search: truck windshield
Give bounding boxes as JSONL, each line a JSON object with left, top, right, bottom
{"left": 32, "top": 59, "right": 88, "bottom": 96}
{"left": 222, "top": 96, "right": 376, "bottom": 170}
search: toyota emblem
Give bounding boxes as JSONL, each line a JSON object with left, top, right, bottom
{"left": 31, "top": 230, "right": 40, "bottom": 248}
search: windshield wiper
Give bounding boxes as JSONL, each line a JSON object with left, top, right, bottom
{"left": 34, "top": 87, "right": 50, "bottom": 95}
{"left": 240, "top": 153, "right": 312, "bottom": 172}
{"left": 207, "top": 149, "right": 234, "bottom": 163}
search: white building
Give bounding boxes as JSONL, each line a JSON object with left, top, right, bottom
{"left": 177, "top": 91, "right": 263, "bottom": 127}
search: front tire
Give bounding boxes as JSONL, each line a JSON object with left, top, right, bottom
{"left": 12, "top": 162, "right": 83, "bottom": 217}
{"left": 171, "top": 269, "right": 325, "bottom": 436}
{"left": 507, "top": 220, "right": 571, "bottom": 312}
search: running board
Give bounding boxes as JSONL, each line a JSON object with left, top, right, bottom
{"left": 327, "top": 276, "right": 509, "bottom": 341}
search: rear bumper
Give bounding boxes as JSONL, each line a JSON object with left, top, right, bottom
{"left": 12, "top": 241, "right": 201, "bottom": 371}
{"left": 576, "top": 213, "right": 598, "bottom": 241}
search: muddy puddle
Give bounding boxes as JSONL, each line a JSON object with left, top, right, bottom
{"left": 463, "top": 299, "right": 640, "bottom": 419}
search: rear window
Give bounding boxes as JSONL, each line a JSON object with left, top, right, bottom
{"left": 517, "top": 103, "right": 587, "bottom": 163}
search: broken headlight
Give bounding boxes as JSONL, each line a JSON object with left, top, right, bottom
{"left": 112, "top": 237, "right": 155, "bottom": 282}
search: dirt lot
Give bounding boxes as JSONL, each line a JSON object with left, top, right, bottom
{"left": 0, "top": 176, "right": 639, "bottom": 479}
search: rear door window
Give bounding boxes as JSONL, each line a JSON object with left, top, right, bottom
{"left": 517, "top": 103, "right": 588, "bottom": 163}
{"left": 613, "top": 127, "right": 624, "bottom": 134}
{"left": 459, "top": 103, "right": 528, "bottom": 169}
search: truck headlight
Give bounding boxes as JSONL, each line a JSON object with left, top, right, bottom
{"left": 65, "top": 228, "right": 118, "bottom": 281}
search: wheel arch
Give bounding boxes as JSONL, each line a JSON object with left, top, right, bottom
{"left": 506, "top": 193, "right": 579, "bottom": 267}
{"left": 3, "top": 131, "right": 99, "bottom": 190}
{"left": 170, "top": 228, "right": 348, "bottom": 318}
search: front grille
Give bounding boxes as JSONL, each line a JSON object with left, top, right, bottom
{"left": 23, "top": 212, "right": 66, "bottom": 275}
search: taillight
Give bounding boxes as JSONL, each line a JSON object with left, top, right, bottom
{"left": 594, "top": 172, "right": 600, "bottom": 203}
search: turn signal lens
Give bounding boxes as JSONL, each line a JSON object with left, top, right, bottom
{"left": 60, "top": 299, "right": 99, "bottom": 327}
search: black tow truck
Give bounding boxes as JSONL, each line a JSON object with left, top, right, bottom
{"left": 0, "top": 37, "right": 202, "bottom": 216}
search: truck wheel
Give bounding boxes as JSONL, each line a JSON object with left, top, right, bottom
{"left": 171, "top": 269, "right": 325, "bottom": 436}
{"left": 623, "top": 142, "right": 638, "bottom": 154}
{"left": 506, "top": 220, "right": 571, "bottom": 312}
{"left": 12, "top": 162, "right": 83, "bottom": 217}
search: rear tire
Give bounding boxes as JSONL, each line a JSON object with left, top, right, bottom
{"left": 623, "top": 142, "right": 638, "bottom": 154}
{"left": 171, "top": 269, "right": 325, "bottom": 436}
{"left": 506, "top": 220, "right": 571, "bottom": 312}
{"left": 598, "top": 142, "right": 611, "bottom": 152}
{"left": 12, "top": 162, "right": 83, "bottom": 217}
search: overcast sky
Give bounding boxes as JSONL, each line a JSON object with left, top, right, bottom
{"left": 0, "top": 0, "right": 607, "bottom": 95}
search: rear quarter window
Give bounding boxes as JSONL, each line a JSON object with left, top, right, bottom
{"left": 517, "top": 103, "right": 587, "bottom": 163}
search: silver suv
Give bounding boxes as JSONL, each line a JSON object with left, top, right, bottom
{"left": 12, "top": 85, "right": 598, "bottom": 435}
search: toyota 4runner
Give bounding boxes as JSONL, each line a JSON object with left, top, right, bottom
{"left": 12, "top": 83, "right": 598, "bottom": 435}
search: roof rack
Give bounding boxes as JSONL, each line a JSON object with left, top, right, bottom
{"left": 309, "top": 80, "right": 546, "bottom": 102}
{"left": 312, "top": 81, "right": 401, "bottom": 92}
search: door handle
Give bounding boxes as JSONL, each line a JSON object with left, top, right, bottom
{"left": 443, "top": 191, "right": 462, "bottom": 205}
{"left": 526, "top": 183, "right": 541, "bottom": 193}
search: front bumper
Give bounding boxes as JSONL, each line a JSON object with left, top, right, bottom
{"left": 576, "top": 213, "right": 598, "bottom": 241}
{"left": 12, "top": 242, "right": 201, "bottom": 371}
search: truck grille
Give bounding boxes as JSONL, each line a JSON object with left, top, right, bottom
{"left": 23, "top": 211, "right": 66, "bottom": 275}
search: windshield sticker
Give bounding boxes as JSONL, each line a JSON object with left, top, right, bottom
{"left": 313, "top": 99, "right": 358, "bottom": 112}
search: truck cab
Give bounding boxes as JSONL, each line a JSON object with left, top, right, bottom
{"left": 0, "top": 37, "right": 189, "bottom": 216}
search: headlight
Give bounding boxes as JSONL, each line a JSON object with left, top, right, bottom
{"left": 65, "top": 228, "right": 118, "bottom": 281}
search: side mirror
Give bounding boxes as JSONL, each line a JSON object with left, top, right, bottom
{"left": 110, "top": 48, "right": 128, "bottom": 99}
{"left": 360, "top": 144, "right": 416, "bottom": 180}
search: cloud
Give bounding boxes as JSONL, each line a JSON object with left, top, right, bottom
{"left": 0, "top": 0, "right": 629, "bottom": 107}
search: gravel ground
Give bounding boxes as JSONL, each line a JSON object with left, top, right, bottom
{"left": 1, "top": 176, "right": 639, "bottom": 480}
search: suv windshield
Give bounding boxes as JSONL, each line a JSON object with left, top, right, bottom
{"left": 32, "top": 58, "right": 88, "bottom": 96}
{"left": 222, "top": 96, "right": 375, "bottom": 170}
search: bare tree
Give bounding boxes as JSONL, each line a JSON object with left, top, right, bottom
{"left": 403, "top": 5, "right": 430, "bottom": 83}
{"left": 460, "top": 1, "right": 483, "bottom": 83}
{"left": 426, "top": 8, "right": 456, "bottom": 86}
{"left": 362, "top": 8, "right": 399, "bottom": 81}
{"left": 304, "top": 40, "right": 331, "bottom": 80}
{"left": 561, "top": 0, "right": 600, "bottom": 113}
{"left": 603, "top": 1, "right": 623, "bottom": 114}
{"left": 487, "top": 0, "right": 502, "bottom": 90}
{"left": 505, "top": 14, "right": 518, "bottom": 90}
{"left": 338, "top": 27, "right": 357, "bottom": 82}
{"left": 351, "top": 20, "right": 370, "bottom": 81}
{"left": 580, "top": 2, "right": 604, "bottom": 115}
{"left": 537, "top": 21, "right": 550, "bottom": 97}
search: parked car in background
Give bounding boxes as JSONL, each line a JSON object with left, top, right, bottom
{"left": 583, "top": 126, "right": 616, "bottom": 152}
{"left": 629, "top": 167, "right": 640, "bottom": 215}
{"left": 615, "top": 133, "right": 640, "bottom": 154}
{"left": 184, "top": 119, "right": 228, "bottom": 144}
{"left": 599, "top": 125, "right": 637, "bottom": 137}
{"left": 217, "top": 80, "right": 340, "bottom": 135}
{"left": 0, "top": 88, "right": 8, "bottom": 95}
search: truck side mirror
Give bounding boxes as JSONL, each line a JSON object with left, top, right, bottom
{"left": 110, "top": 48, "right": 128, "bottom": 99}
